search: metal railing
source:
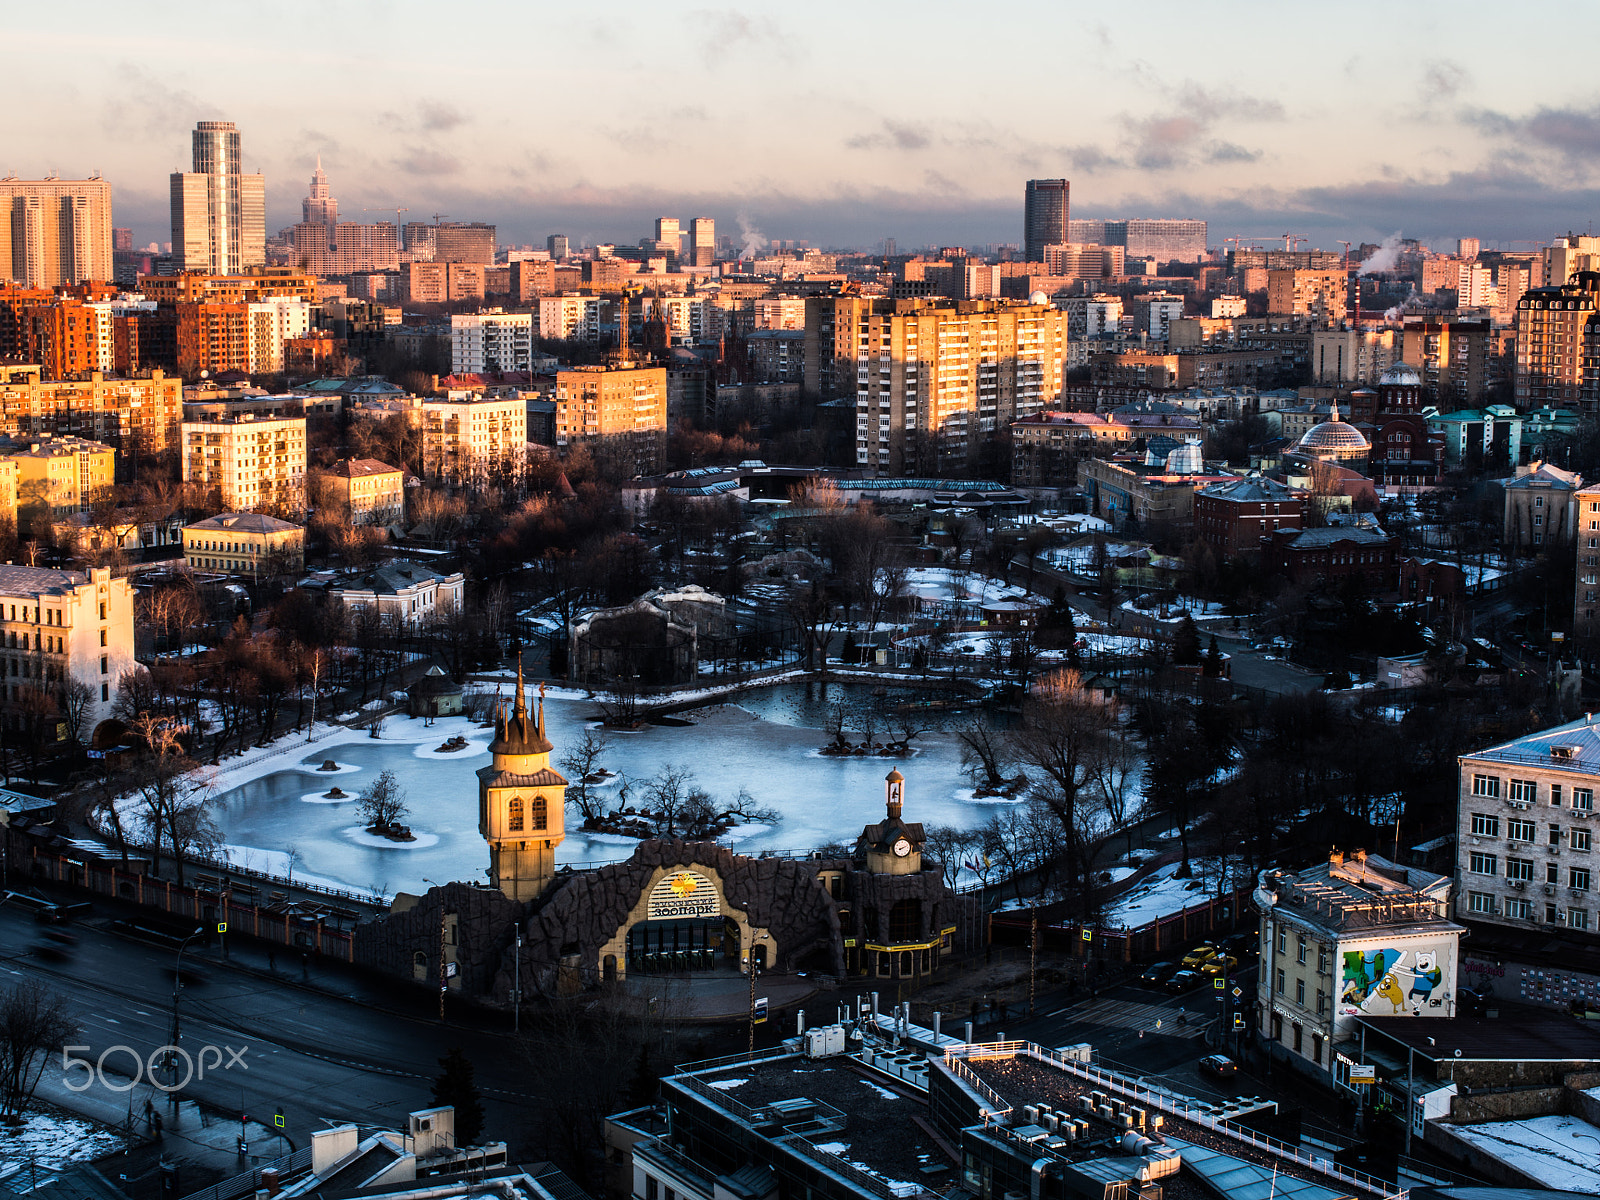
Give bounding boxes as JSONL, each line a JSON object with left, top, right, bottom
{"left": 179, "top": 1147, "right": 312, "bottom": 1200}
{"left": 942, "top": 1042, "right": 1399, "bottom": 1199}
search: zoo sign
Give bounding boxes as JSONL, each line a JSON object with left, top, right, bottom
{"left": 647, "top": 871, "right": 721, "bottom": 920}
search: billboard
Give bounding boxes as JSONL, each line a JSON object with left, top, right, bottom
{"left": 1339, "top": 937, "right": 1456, "bottom": 1018}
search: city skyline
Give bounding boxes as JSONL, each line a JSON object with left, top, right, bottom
{"left": 10, "top": 1, "right": 1600, "bottom": 251}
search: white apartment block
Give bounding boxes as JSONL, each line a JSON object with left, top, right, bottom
{"left": 1457, "top": 264, "right": 1498, "bottom": 310}
{"left": 180, "top": 414, "right": 308, "bottom": 514}
{"left": 753, "top": 297, "right": 806, "bottom": 330}
{"left": 1062, "top": 296, "right": 1123, "bottom": 339}
{"left": 1145, "top": 296, "right": 1185, "bottom": 342}
{"left": 418, "top": 395, "right": 527, "bottom": 487}
{"left": 535, "top": 295, "right": 605, "bottom": 342}
{"left": 328, "top": 560, "right": 465, "bottom": 630}
{"left": 1458, "top": 717, "right": 1600, "bottom": 935}
{"left": 247, "top": 298, "right": 311, "bottom": 373}
{"left": 0, "top": 565, "right": 134, "bottom": 732}
{"left": 451, "top": 310, "right": 535, "bottom": 374}
{"left": 639, "top": 296, "right": 721, "bottom": 345}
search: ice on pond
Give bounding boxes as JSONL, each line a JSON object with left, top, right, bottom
{"left": 210, "top": 684, "right": 997, "bottom": 895}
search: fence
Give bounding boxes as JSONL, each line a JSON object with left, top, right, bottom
{"left": 179, "top": 1147, "right": 313, "bottom": 1200}
{"left": 24, "top": 847, "right": 358, "bottom": 959}
{"left": 943, "top": 1041, "right": 1398, "bottom": 1199}
{"left": 988, "top": 886, "right": 1252, "bottom": 962}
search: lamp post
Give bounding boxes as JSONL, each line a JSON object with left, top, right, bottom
{"left": 169, "top": 926, "right": 204, "bottom": 1095}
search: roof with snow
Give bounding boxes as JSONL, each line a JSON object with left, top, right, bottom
{"left": 1461, "top": 713, "right": 1600, "bottom": 772}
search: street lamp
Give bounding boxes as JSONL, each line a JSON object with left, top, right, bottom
{"left": 170, "top": 926, "right": 204, "bottom": 1094}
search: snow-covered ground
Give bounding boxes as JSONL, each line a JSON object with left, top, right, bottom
{"left": 901, "top": 566, "right": 1042, "bottom": 606}
{"left": 1447, "top": 1114, "right": 1600, "bottom": 1193}
{"left": 1103, "top": 859, "right": 1238, "bottom": 928}
{"left": 1121, "top": 597, "right": 1226, "bottom": 625}
{"left": 0, "top": 1109, "right": 129, "bottom": 1179}
{"left": 1045, "top": 543, "right": 1146, "bottom": 573}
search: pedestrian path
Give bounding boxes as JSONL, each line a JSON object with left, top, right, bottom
{"left": 1049, "top": 996, "right": 1210, "bottom": 1039}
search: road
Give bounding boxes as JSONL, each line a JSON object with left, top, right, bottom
{"left": 0, "top": 903, "right": 535, "bottom": 1163}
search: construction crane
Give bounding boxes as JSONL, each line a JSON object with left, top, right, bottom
{"left": 431, "top": 213, "right": 450, "bottom": 225}
{"left": 1282, "top": 232, "right": 1308, "bottom": 252}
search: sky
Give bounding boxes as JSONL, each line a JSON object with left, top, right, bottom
{"left": 12, "top": 0, "right": 1600, "bottom": 254}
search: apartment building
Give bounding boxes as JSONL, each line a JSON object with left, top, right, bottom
{"left": 0, "top": 435, "right": 115, "bottom": 526}
{"left": 402, "top": 262, "right": 484, "bottom": 304}
{"left": 418, "top": 395, "right": 527, "bottom": 487}
{"left": 1255, "top": 852, "right": 1461, "bottom": 1082}
{"left": 450, "top": 310, "right": 534, "bottom": 374}
{"left": 1266, "top": 269, "right": 1348, "bottom": 325}
{"left": 0, "top": 179, "right": 114, "bottom": 287}
{"left": 1061, "top": 295, "right": 1123, "bottom": 338}
{"left": 433, "top": 222, "right": 495, "bottom": 265}
{"left": 1578, "top": 484, "right": 1600, "bottom": 640}
{"left": 180, "top": 413, "right": 307, "bottom": 513}
{"left": 1024, "top": 180, "right": 1069, "bottom": 262}
{"left": 535, "top": 294, "right": 606, "bottom": 341}
{"left": 1503, "top": 461, "right": 1583, "bottom": 552}
{"left": 328, "top": 560, "right": 465, "bottom": 630}
{"left": 1456, "top": 716, "right": 1600, "bottom": 943}
{"left": 181, "top": 511, "right": 305, "bottom": 578}
{"left": 1309, "top": 327, "right": 1399, "bottom": 385}
{"left": 688, "top": 217, "right": 715, "bottom": 267}
{"left": 552, "top": 365, "right": 668, "bottom": 474}
{"left": 0, "top": 564, "right": 134, "bottom": 726}
{"left": 1400, "top": 317, "right": 1490, "bottom": 405}
{"left": 0, "top": 364, "right": 182, "bottom": 456}
{"left": 139, "top": 269, "right": 317, "bottom": 307}
{"left": 170, "top": 121, "right": 265, "bottom": 275}
{"left": 321, "top": 457, "right": 404, "bottom": 526}
{"left": 1516, "top": 274, "right": 1600, "bottom": 408}
{"left": 803, "top": 296, "right": 1065, "bottom": 475}
{"left": 289, "top": 221, "right": 399, "bottom": 275}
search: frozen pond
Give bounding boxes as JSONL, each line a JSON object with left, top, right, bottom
{"left": 211, "top": 684, "right": 1004, "bottom": 897}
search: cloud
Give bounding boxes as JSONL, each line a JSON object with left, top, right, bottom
{"left": 1421, "top": 59, "right": 1469, "bottom": 101}
{"left": 695, "top": 8, "right": 792, "bottom": 64}
{"left": 1205, "top": 141, "right": 1260, "bottom": 165}
{"left": 418, "top": 101, "right": 466, "bottom": 133}
{"left": 394, "top": 149, "right": 460, "bottom": 177}
{"left": 103, "top": 63, "right": 209, "bottom": 141}
{"left": 1119, "top": 82, "right": 1280, "bottom": 170}
{"left": 846, "top": 120, "right": 932, "bottom": 152}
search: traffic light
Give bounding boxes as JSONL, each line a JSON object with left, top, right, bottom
{"left": 1232, "top": 1014, "right": 1246, "bottom": 1031}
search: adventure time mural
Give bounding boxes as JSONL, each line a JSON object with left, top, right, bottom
{"left": 1340, "top": 941, "right": 1455, "bottom": 1017}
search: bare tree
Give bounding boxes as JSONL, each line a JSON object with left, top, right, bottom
{"left": 0, "top": 980, "right": 78, "bottom": 1121}
{"left": 923, "top": 825, "right": 978, "bottom": 889}
{"left": 358, "top": 768, "right": 409, "bottom": 832}
{"left": 958, "top": 721, "right": 1021, "bottom": 796}
{"left": 559, "top": 728, "right": 612, "bottom": 824}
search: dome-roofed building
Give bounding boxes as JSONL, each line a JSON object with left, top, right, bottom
{"left": 1379, "top": 362, "right": 1423, "bottom": 387}
{"left": 1295, "top": 402, "right": 1371, "bottom": 471}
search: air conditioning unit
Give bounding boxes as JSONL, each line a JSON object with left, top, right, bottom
{"left": 1545, "top": 884, "right": 1557, "bottom": 895}
{"left": 1510, "top": 880, "right": 1526, "bottom": 890}
{"left": 1576, "top": 810, "right": 1594, "bottom": 820}
{"left": 1508, "top": 800, "right": 1532, "bottom": 810}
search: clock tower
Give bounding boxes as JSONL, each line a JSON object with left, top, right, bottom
{"left": 860, "top": 768, "right": 924, "bottom": 876}
{"left": 477, "top": 660, "right": 567, "bottom": 902}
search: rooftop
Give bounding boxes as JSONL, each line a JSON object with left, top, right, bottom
{"left": 1198, "top": 476, "right": 1305, "bottom": 503}
{"left": 186, "top": 512, "right": 302, "bottom": 534}
{"left": 1504, "top": 462, "right": 1583, "bottom": 490}
{"left": 331, "top": 559, "right": 459, "bottom": 595}
{"left": 1360, "top": 1016, "right": 1600, "bottom": 1063}
{"left": 0, "top": 564, "right": 91, "bottom": 595}
{"left": 1461, "top": 714, "right": 1600, "bottom": 772}
{"left": 1257, "top": 852, "right": 1458, "bottom": 936}
{"left": 331, "top": 457, "right": 401, "bottom": 478}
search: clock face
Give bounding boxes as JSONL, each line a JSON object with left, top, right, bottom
{"left": 893, "top": 838, "right": 911, "bottom": 857}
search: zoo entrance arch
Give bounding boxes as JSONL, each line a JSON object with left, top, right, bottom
{"left": 597, "top": 864, "right": 774, "bottom": 982}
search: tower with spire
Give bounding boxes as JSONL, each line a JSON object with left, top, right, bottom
{"left": 476, "top": 658, "right": 567, "bottom": 902}
{"left": 303, "top": 156, "right": 337, "bottom": 227}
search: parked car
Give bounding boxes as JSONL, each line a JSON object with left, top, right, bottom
{"left": 1219, "top": 933, "right": 1256, "bottom": 959}
{"left": 1180, "top": 944, "right": 1219, "bottom": 969}
{"left": 1200, "top": 954, "right": 1239, "bottom": 978}
{"left": 1198, "top": 1054, "right": 1240, "bottom": 1084}
{"left": 1166, "top": 969, "right": 1203, "bottom": 993}
{"left": 1139, "top": 961, "right": 1178, "bottom": 987}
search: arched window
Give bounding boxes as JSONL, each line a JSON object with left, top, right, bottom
{"left": 531, "top": 795, "right": 547, "bottom": 831}
{"left": 507, "top": 795, "right": 524, "bottom": 832}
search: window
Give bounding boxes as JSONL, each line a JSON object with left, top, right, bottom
{"left": 531, "top": 795, "right": 548, "bottom": 831}
{"left": 1317, "top": 949, "right": 1329, "bottom": 973}
{"left": 1473, "top": 774, "right": 1500, "bottom": 798}
{"left": 1276, "top": 929, "right": 1286, "bottom": 954}
{"left": 1577, "top": 789, "right": 1595, "bottom": 812}
{"left": 1472, "top": 813, "right": 1501, "bottom": 836}
{"left": 1510, "top": 779, "right": 1538, "bottom": 803}
{"left": 1316, "top": 989, "right": 1327, "bottom": 1015}
{"left": 507, "top": 795, "right": 524, "bottom": 832}
{"left": 99, "top": 630, "right": 106, "bottom": 646}
{"left": 1548, "top": 902, "right": 1560, "bottom": 923}
{"left": 100, "top": 683, "right": 107, "bottom": 702}
{"left": 1536, "top": 496, "right": 1546, "bottom": 508}
{"left": 1573, "top": 909, "right": 1591, "bottom": 931}
{"left": 1509, "top": 818, "right": 1537, "bottom": 841}
{"left": 1549, "top": 862, "right": 1562, "bottom": 884}
{"left": 1468, "top": 891, "right": 1494, "bottom": 913}
{"left": 1553, "top": 785, "right": 1564, "bottom": 807}
{"left": 1276, "top": 968, "right": 1285, "bottom": 993}
{"left": 1297, "top": 936, "right": 1307, "bottom": 964}
{"left": 1508, "top": 897, "right": 1533, "bottom": 920}
{"left": 1469, "top": 852, "right": 1498, "bottom": 875}
{"left": 1291, "top": 1022, "right": 1303, "bottom": 1054}
{"left": 1295, "top": 978, "right": 1306, "bottom": 1004}
{"left": 1507, "top": 858, "right": 1535, "bottom": 881}
{"left": 100, "top": 656, "right": 107, "bottom": 675}
{"left": 1552, "top": 825, "right": 1564, "bottom": 848}
{"left": 646, "top": 1179, "right": 658, "bottom": 1200}
{"left": 1572, "top": 867, "right": 1592, "bottom": 891}
{"left": 1576, "top": 829, "right": 1592, "bottom": 852}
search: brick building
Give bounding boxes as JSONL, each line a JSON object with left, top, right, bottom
{"left": 1194, "top": 475, "right": 1309, "bottom": 557}
{"left": 1264, "top": 518, "right": 1397, "bottom": 589}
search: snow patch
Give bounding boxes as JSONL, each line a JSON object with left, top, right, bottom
{"left": 340, "top": 826, "right": 442, "bottom": 850}
{"left": 860, "top": 1079, "right": 900, "bottom": 1100}
{"left": 300, "top": 790, "right": 357, "bottom": 804}
{"left": 707, "top": 1078, "right": 748, "bottom": 1091}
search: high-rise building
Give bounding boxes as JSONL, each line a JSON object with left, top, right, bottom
{"left": 547, "top": 234, "right": 570, "bottom": 260}
{"left": 1023, "top": 180, "right": 1069, "bottom": 263}
{"left": 302, "top": 157, "right": 336, "bottom": 226}
{"left": 290, "top": 221, "right": 399, "bottom": 275}
{"left": 181, "top": 412, "right": 307, "bottom": 513}
{"left": 1068, "top": 218, "right": 1207, "bottom": 262}
{"left": 688, "top": 218, "right": 714, "bottom": 267}
{"left": 434, "top": 222, "right": 495, "bottom": 265}
{"left": 418, "top": 395, "right": 528, "bottom": 487}
{"left": 551, "top": 364, "right": 668, "bottom": 474}
{"left": 1516, "top": 273, "right": 1600, "bottom": 408}
{"left": 1267, "top": 269, "right": 1348, "bottom": 326}
{"left": 112, "top": 228, "right": 132, "bottom": 253}
{"left": 451, "top": 310, "right": 534, "bottom": 374}
{"left": 0, "top": 179, "right": 114, "bottom": 287}
{"left": 1458, "top": 237, "right": 1480, "bottom": 260}
{"left": 804, "top": 296, "right": 1066, "bottom": 475}
{"left": 170, "top": 121, "right": 266, "bottom": 275}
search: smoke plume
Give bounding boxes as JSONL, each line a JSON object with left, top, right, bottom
{"left": 1359, "top": 231, "right": 1404, "bottom": 276}
{"left": 736, "top": 211, "right": 766, "bottom": 259}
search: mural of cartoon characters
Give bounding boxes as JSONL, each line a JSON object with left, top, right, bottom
{"left": 1408, "top": 952, "right": 1443, "bottom": 1012}
{"left": 1341, "top": 945, "right": 1453, "bottom": 1016}
{"left": 1341, "top": 948, "right": 1400, "bottom": 1007}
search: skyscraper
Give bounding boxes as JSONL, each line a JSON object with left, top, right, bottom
{"left": 689, "top": 218, "right": 715, "bottom": 267}
{"left": 170, "top": 120, "right": 265, "bottom": 274}
{"left": 302, "top": 156, "right": 337, "bottom": 226}
{"left": 1023, "top": 179, "right": 1069, "bottom": 262}
{"left": 0, "top": 178, "right": 113, "bottom": 286}
{"left": 547, "top": 234, "right": 570, "bottom": 260}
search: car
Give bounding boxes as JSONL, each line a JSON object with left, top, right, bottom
{"left": 1198, "top": 1054, "right": 1240, "bottom": 1084}
{"left": 1139, "top": 961, "right": 1178, "bottom": 987}
{"left": 1166, "top": 969, "right": 1203, "bottom": 993}
{"left": 1200, "top": 954, "right": 1238, "bottom": 978}
{"left": 1219, "top": 933, "right": 1256, "bottom": 958}
{"left": 1180, "top": 944, "right": 1219, "bottom": 969}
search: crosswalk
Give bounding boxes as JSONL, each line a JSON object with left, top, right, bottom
{"left": 1045, "top": 996, "right": 1214, "bottom": 1039}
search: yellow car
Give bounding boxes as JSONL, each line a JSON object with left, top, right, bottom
{"left": 1200, "top": 954, "right": 1238, "bottom": 978}
{"left": 1180, "top": 945, "right": 1219, "bottom": 969}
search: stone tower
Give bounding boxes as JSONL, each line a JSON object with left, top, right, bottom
{"left": 477, "top": 660, "right": 567, "bottom": 901}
